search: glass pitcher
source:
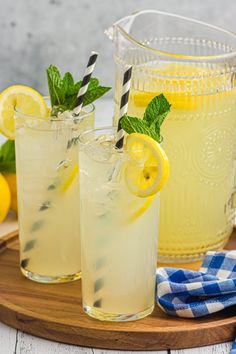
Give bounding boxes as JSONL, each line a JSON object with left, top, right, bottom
{"left": 106, "top": 10, "right": 236, "bottom": 263}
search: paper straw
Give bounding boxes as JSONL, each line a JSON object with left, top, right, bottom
{"left": 21, "top": 54, "right": 98, "bottom": 275}
{"left": 91, "top": 67, "right": 133, "bottom": 309}
{"left": 115, "top": 66, "right": 133, "bottom": 149}
{"left": 73, "top": 51, "right": 98, "bottom": 116}
{"left": 21, "top": 53, "right": 98, "bottom": 272}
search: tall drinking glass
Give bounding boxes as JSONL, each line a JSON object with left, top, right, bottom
{"left": 15, "top": 104, "right": 95, "bottom": 283}
{"left": 107, "top": 10, "right": 236, "bottom": 262}
{"left": 79, "top": 127, "right": 160, "bottom": 321}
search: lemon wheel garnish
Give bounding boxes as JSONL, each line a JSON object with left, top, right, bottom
{"left": 0, "top": 85, "right": 48, "bottom": 139}
{"left": 125, "top": 133, "right": 169, "bottom": 197}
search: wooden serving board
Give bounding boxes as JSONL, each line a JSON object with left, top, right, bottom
{"left": 0, "top": 227, "right": 236, "bottom": 351}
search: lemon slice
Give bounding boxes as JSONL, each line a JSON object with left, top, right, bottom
{"left": 129, "top": 64, "right": 234, "bottom": 111}
{"left": 125, "top": 196, "right": 155, "bottom": 224}
{"left": 130, "top": 90, "right": 198, "bottom": 111}
{"left": 0, "top": 85, "right": 48, "bottom": 139}
{"left": 61, "top": 164, "right": 79, "bottom": 193}
{"left": 125, "top": 133, "right": 169, "bottom": 197}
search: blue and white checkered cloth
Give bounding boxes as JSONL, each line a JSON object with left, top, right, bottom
{"left": 156, "top": 251, "right": 236, "bottom": 353}
{"left": 232, "top": 341, "right": 236, "bottom": 354}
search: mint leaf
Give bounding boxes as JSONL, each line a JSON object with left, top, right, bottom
{"left": 47, "top": 65, "right": 65, "bottom": 107}
{"left": 47, "top": 65, "right": 111, "bottom": 116}
{"left": 63, "top": 78, "right": 100, "bottom": 110}
{"left": 143, "top": 94, "right": 171, "bottom": 127}
{"left": 120, "top": 94, "right": 171, "bottom": 142}
{"left": 83, "top": 86, "right": 111, "bottom": 107}
{"left": 66, "top": 96, "right": 78, "bottom": 111}
{"left": 63, "top": 72, "right": 76, "bottom": 96}
{"left": 75, "top": 78, "right": 99, "bottom": 92}
{"left": 0, "top": 161, "right": 16, "bottom": 173}
{"left": 88, "top": 78, "right": 99, "bottom": 90}
{"left": 0, "top": 140, "right": 16, "bottom": 173}
{"left": 0, "top": 140, "right": 15, "bottom": 162}
{"left": 74, "top": 80, "right": 81, "bottom": 93}
{"left": 150, "top": 121, "right": 160, "bottom": 141}
{"left": 120, "top": 115, "right": 160, "bottom": 142}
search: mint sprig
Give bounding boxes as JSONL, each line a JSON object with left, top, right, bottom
{"left": 0, "top": 140, "right": 16, "bottom": 173}
{"left": 121, "top": 116, "right": 160, "bottom": 142}
{"left": 47, "top": 65, "right": 111, "bottom": 116}
{"left": 120, "top": 94, "right": 171, "bottom": 143}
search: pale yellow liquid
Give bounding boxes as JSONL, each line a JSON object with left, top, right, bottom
{"left": 79, "top": 137, "right": 159, "bottom": 320}
{"left": 115, "top": 64, "right": 236, "bottom": 262}
{"left": 15, "top": 112, "right": 94, "bottom": 282}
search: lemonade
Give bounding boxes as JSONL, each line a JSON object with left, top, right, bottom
{"left": 79, "top": 127, "right": 168, "bottom": 321}
{"left": 115, "top": 64, "right": 236, "bottom": 262}
{"left": 15, "top": 105, "right": 95, "bottom": 282}
{"left": 0, "top": 62, "right": 110, "bottom": 282}
{"left": 108, "top": 10, "right": 236, "bottom": 262}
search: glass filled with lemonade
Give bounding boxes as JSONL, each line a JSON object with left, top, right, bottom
{"left": 15, "top": 103, "right": 95, "bottom": 283}
{"left": 108, "top": 10, "right": 236, "bottom": 262}
{"left": 79, "top": 126, "right": 168, "bottom": 321}
{"left": 0, "top": 62, "right": 110, "bottom": 282}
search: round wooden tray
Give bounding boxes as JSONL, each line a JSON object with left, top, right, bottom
{"left": 0, "top": 230, "right": 236, "bottom": 351}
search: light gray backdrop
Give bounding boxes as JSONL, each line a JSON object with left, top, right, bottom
{"left": 0, "top": 0, "right": 235, "bottom": 94}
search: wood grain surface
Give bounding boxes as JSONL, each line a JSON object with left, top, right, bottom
{"left": 0, "top": 228, "right": 236, "bottom": 351}
{"left": 0, "top": 320, "right": 233, "bottom": 354}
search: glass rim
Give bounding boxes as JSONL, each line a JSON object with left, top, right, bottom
{"left": 78, "top": 125, "right": 163, "bottom": 148}
{"left": 14, "top": 97, "right": 95, "bottom": 122}
{"left": 113, "top": 10, "right": 236, "bottom": 61}
{"left": 79, "top": 125, "right": 117, "bottom": 146}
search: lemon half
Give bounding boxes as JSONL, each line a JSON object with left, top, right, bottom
{"left": 3, "top": 173, "right": 17, "bottom": 214}
{"left": 0, "top": 173, "right": 11, "bottom": 223}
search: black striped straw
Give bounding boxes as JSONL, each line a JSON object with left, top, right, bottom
{"left": 21, "top": 53, "right": 98, "bottom": 272}
{"left": 91, "top": 67, "right": 133, "bottom": 310}
{"left": 115, "top": 66, "right": 133, "bottom": 149}
{"left": 73, "top": 51, "right": 98, "bottom": 117}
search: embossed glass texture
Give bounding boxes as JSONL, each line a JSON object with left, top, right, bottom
{"left": 108, "top": 10, "right": 236, "bottom": 262}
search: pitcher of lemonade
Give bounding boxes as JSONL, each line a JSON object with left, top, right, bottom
{"left": 106, "top": 10, "right": 236, "bottom": 263}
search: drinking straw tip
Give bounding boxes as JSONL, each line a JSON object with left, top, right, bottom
{"left": 73, "top": 51, "right": 99, "bottom": 116}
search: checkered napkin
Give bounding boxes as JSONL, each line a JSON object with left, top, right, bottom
{"left": 231, "top": 341, "right": 236, "bottom": 354}
{"left": 156, "top": 251, "right": 236, "bottom": 353}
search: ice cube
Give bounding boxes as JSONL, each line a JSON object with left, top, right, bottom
{"left": 58, "top": 110, "right": 73, "bottom": 120}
